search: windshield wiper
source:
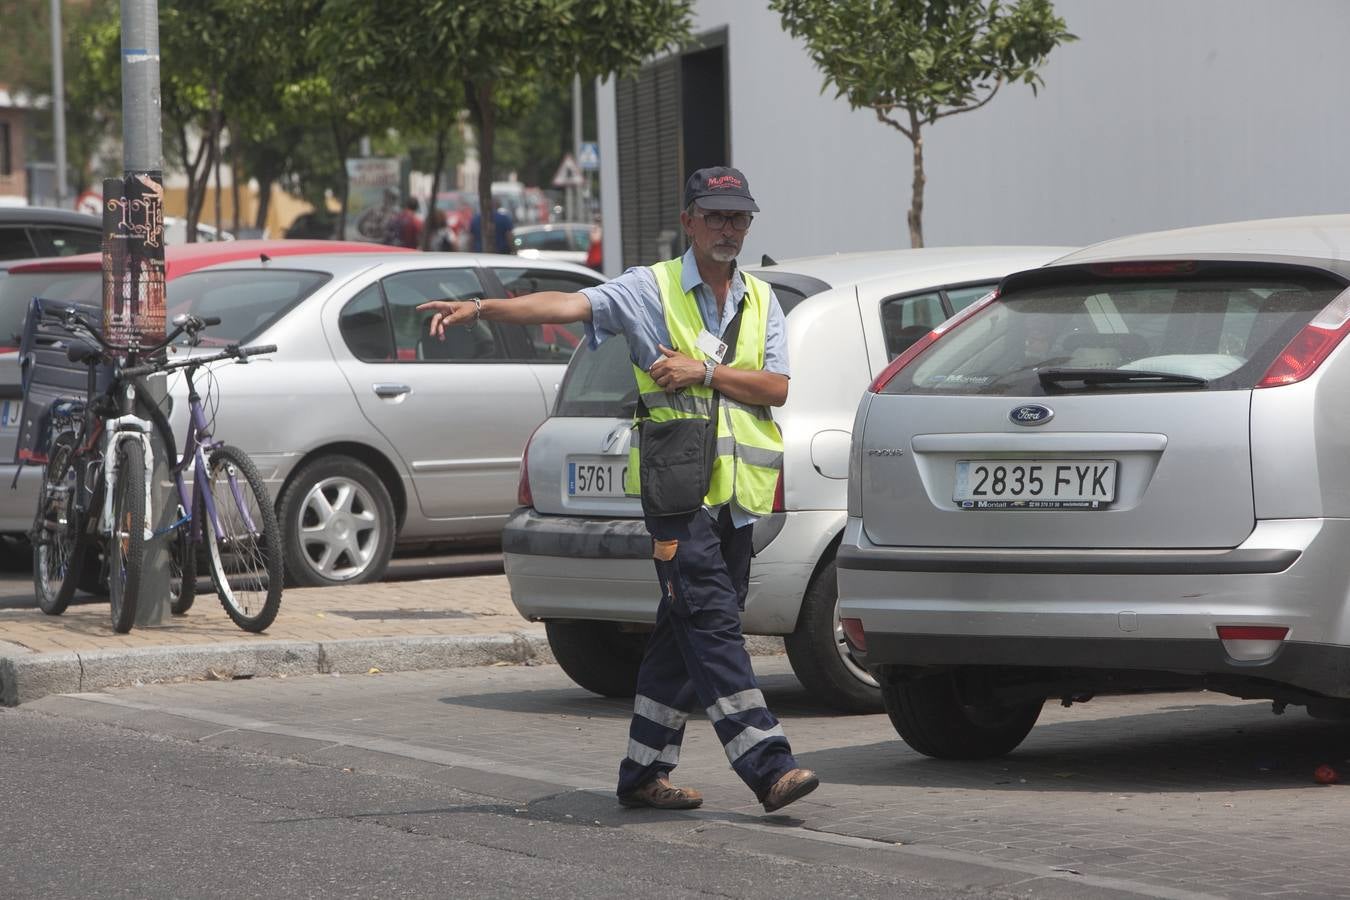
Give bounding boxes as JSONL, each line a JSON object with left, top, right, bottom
{"left": 1037, "top": 367, "right": 1209, "bottom": 390}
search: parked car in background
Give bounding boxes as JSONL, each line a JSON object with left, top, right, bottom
{"left": 0, "top": 240, "right": 411, "bottom": 538}
{"left": 840, "top": 214, "right": 1350, "bottom": 757}
{"left": 434, "top": 191, "right": 479, "bottom": 246}
{"left": 512, "top": 223, "right": 592, "bottom": 265}
{"left": 284, "top": 211, "right": 341, "bottom": 241}
{"left": 0, "top": 207, "right": 102, "bottom": 261}
{"left": 165, "top": 216, "right": 234, "bottom": 243}
{"left": 503, "top": 246, "right": 1069, "bottom": 712}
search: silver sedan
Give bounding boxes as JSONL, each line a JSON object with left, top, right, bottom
{"left": 13, "top": 251, "right": 602, "bottom": 586}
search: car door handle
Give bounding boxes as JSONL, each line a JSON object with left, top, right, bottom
{"left": 373, "top": 383, "right": 412, "bottom": 399}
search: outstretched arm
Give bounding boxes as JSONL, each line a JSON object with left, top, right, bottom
{"left": 417, "top": 291, "right": 592, "bottom": 339}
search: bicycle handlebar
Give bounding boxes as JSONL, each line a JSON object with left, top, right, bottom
{"left": 119, "top": 343, "right": 277, "bottom": 379}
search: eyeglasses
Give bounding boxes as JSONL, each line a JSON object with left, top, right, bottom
{"left": 694, "top": 210, "right": 754, "bottom": 231}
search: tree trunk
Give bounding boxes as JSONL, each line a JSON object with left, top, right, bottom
{"left": 254, "top": 177, "right": 273, "bottom": 233}
{"left": 213, "top": 112, "right": 224, "bottom": 238}
{"left": 467, "top": 80, "right": 497, "bottom": 253}
{"left": 907, "top": 110, "right": 925, "bottom": 249}
{"left": 230, "top": 143, "right": 241, "bottom": 234}
{"left": 333, "top": 118, "right": 352, "bottom": 240}
{"left": 422, "top": 127, "right": 448, "bottom": 250}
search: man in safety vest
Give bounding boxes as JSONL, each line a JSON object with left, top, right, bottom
{"left": 418, "top": 167, "right": 819, "bottom": 815}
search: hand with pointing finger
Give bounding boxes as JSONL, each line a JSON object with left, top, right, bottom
{"left": 417, "top": 299, "right": 481, "bottom": 340}
{"left": 648, "top": 344, "right": 706, "bottom": 392}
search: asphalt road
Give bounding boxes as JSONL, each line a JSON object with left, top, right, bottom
{"left": 2, "top": 705, "right": 965, "bottom": 900}
{"left": 8, "top": 659, "right": 1350, "bottom": 898}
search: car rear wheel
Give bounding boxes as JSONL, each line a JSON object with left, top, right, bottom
{"left": 784, "top": 558, "right": 883, "bottom": 714}
{"left": 880, "top": 668, "right": 1042, "bottom": 759}
{"left": 278, "top": 456, "right": 395, "bottom": 587}
{"left": 545, "top": 620, "right": 647, "bottom": 698}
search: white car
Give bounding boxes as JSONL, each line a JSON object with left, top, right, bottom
{"left": 503, "top": 246, "right": 1070, "bottom": 712}
{"left": 511, "top": 223, "right": 592, "bottom": 265}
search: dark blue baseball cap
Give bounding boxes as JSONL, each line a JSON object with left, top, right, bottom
{"left": 684, "top": 166, "right": 759, "bottom": 212}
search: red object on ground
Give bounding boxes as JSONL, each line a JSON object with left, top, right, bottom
{"left": 1314, "top": 764, "right": 1339, "bottom": 784}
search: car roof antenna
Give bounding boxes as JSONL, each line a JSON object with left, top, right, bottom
{"left": 259, "top": 253, "right": 271, "bottom": 263}
{"left": 761, "top": 253, "right": 777, "bottom": 266}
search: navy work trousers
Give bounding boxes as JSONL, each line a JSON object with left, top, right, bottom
{"left": 616, "top": 505, "right": 798, "bottom": 802}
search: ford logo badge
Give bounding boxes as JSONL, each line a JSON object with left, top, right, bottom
{"left": 1010, "top": 404, "right": 1054, "bottom": 426}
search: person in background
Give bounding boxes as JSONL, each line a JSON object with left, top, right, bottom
{"left": 427, "top": 208, "right": 454, "bottom": 252}
{"left": 468, "top": 204, "right": 515, "bottom": 254}
{"left": 386, "top": 197, "right": 423, "bottom": 249}
{"left": 585, "top": 218, "right": 604, "bottom": 272}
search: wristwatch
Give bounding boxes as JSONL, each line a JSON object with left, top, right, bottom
{"left": 703, "top": 359, "right": 716, "bottom": 387}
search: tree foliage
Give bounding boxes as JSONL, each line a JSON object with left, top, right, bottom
{"left": 24, "top": 0, "right": 690, "bottom": 241}
{"left": 771, "top": 0, "right": 1074, "bottom": 247}
{"left": 323, "top": 0, "right": 693, "bottom": 249}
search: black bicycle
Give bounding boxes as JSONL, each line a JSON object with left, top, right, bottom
{"left": 31, "top": 309, "right": 283, "bottom": 632}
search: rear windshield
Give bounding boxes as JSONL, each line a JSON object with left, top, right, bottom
{"left": 554, "top": 273, "right": 828, "bottom": 417}
{"left": 883, "top": 272, "right": 1345, "bottom": 395}
{"left": 555, "top": 334, "right": 639, "bottom": 417}
{"left": 165, "top": 269, "right": 330, "bottom": 346}
{"left": 0, "top": 270, "right": 101, "bottom": 346}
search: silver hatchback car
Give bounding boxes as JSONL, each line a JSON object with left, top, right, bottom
{"left": 504, "top": 247, "right": 1068, "bottom": 713}
{"left": 840, "top": 214, "right": 1350, "bottom": 758}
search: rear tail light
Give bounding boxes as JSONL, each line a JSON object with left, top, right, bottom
{"left": 1216, "top": 624, "right": 1289, "bottom": 661}
{"left": 1257, "top": 287, "right": 1350, "bottom": 388}
{"left": 772, "top": 470, "right": 785, "bottom": 513}
{"left": 869, "top": 288, "right": 1000, "bottom": 393}
{"left": 517, "top": 424, "right": 543, "bottom": 508}
{"left": 841, "top": 617, "right": 867, "bottom": 653}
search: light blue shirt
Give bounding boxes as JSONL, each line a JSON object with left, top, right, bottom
{"left": 580, "top": 247, "right": 789, "bottom": 527}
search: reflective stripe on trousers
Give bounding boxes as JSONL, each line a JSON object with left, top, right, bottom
{"left": 617, "top": 506, "right": 798, "bottom": 801}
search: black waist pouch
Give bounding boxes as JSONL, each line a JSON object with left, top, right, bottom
{"left": 638, "top": 417, "right": 715, "bottom": 517}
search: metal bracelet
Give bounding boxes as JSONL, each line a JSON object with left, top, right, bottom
{"left": 466, "top": 297, "right": 482, "bottom": 330}
{"left": 703, "top": 359, "right": 716, "bottom": 387}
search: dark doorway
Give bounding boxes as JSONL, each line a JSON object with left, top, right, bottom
{"left": 680, "top": 46, "right": 728, "bottom": 184}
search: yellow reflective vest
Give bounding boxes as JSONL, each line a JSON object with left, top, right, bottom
{"left": 624, "top": 257, "right": 784, "bottom": 516}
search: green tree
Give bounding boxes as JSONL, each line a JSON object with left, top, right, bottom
{"left": 329, "top": 0, "right": 692, "bottom": 251}
{"left": 771, "top": 0, "right": 1074, "bottom": 247}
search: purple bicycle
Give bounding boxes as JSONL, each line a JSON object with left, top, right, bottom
{"left": 42, "top": 310, "right": 284, "bottom": 632}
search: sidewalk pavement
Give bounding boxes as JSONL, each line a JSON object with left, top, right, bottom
{"left": 0, "top": 567, "right": 782, "bottom": 706}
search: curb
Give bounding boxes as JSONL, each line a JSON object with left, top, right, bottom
{"left": 0, "top": 632, "right": 786, "bottom": 706}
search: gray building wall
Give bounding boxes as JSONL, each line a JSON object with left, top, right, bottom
{"left": 598, "top": 0, "right": 1350, "bottom": 270}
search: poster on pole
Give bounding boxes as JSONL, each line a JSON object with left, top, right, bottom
{"left": 101, "top": 174, "right": 166, "bottom": 347}
{"left": 344, "top": 157, "right": 403, "bottom": 242}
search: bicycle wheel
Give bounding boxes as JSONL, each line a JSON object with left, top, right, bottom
{"left": 168, "top": 520, "right": 197, "bottom": 615}
{"left": 108, "top": 439, "right": 146, "bottom": 634}
{"left": 32, "top": 430, "right": 89, "bottom": 615}
{"left": 200, "top": 445, "right": 283, "bottom": 632}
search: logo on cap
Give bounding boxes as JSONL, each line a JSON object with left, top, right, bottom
{"left": 706, "top": 175, "right": 743, "bottom": 190}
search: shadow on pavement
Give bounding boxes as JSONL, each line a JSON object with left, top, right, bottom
{"left": 796, "top": 701, "right": 1350, "bottom": 794}
{"left": 435, "top": 671, "right": 855, "bottom": 721}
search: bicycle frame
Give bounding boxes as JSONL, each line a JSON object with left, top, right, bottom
{"left": 164, "top": 363, "right": 260, "bottom": 544}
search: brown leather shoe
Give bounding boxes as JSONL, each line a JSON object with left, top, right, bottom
{"left": 618, "top": 776, "right": 704, "bottom": 810}
{"left": 762, "top": 768, "right": 819, "bottom": 813}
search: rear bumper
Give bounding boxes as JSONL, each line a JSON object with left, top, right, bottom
{"left": 838, "top": 516, "right": 1350, "bottom": 698}
{"left": 503, "top": 506, "right": 838, "bottom": 634}
{"left": 0, "top": 464, "right": 43, "bottom": 534}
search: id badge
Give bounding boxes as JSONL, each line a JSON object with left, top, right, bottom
{"left": 695, "top": 328, "right": 728, "bottom": 363}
